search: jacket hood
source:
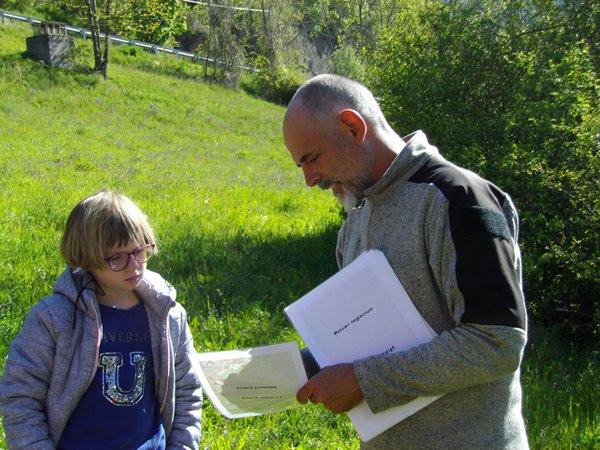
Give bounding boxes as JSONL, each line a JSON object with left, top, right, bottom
{"left": 363, "top": 130, "right": 439, "bottom": 199}
{"left": 53, "top": 267, "right": 176, "bottom": 318}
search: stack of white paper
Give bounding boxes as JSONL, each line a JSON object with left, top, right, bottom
{"left": 284, "top": 250, "right": 441, "bottom": 442}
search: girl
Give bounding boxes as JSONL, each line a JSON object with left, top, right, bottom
{"left": 0, "top": 190, "right": 202, "bottom": 449}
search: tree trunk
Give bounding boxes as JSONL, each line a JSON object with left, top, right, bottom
{"left": 100, "top": 0, "right": 111, "bottom": 79}
{"left": 86, "top": 0, "right": 110, "bottom": 79}
{"left": 86, "top": 0, "right": 101, "bottom": 70}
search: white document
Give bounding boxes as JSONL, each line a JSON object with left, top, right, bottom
{"left": 195, "top": 342, "right": 308, "bottom": 419}
{"left": 284, "top": 250, "right": 441, "bottom": 442}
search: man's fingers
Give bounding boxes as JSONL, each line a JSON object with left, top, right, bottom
{"left": 325, "top": 391, "right": 362, "bottom": 414}
{"left": 297, "top": 363, "right": 363, "bottom": 411}
{"left": 296, "top": 380, "right": 314, "bottom": 404}
{"left": 297, "top": 379, "right": 325, "bottom": 405}
{"left": 308, "top": 390, "right": 324, "bottom": 404}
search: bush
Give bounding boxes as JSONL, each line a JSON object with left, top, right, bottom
{"left": 1, "top": 0, "right": 36, "bottom": 13}
{"left": 329, "top": 44, "right": 366, "bottom": 83}
{"left": 66, "top": 37, "right": 94, "bottom": 69}
{"left": 241, "top": 56, "right": 306, "bottom": 105}
{"left": 368, "top": 0, "right": 599, "bottom": 343}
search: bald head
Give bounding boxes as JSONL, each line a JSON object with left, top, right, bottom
{"left": 287, "top": 74, "right": 387, "bottom": 134}
{"left": 283, "top": 74, "right": 402, "bottom": 195}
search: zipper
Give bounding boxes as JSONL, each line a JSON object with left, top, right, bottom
{"left": 361, "top": 196, "right": 373, "bottom": 251}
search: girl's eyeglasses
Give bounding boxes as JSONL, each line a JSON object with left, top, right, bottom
{"left": 104, "top": 244, "right": 155, "bottom": 272}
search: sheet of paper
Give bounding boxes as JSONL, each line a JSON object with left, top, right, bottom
{"left": 284, "top": 249, "right": 441, "bottom": 441}
{"left": 196, "top": 341, "right": 308, "bottom": 419}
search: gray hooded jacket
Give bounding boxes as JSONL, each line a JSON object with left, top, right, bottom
{"left": 339, "top": 131, "right": 528, "bottom": 449}
{"left": 0, "top": 268, "right": 202, "bottom": 449}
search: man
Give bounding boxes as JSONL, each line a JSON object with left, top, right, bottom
{"left": 283, "top": 74, "right": 528, "bottom": 448}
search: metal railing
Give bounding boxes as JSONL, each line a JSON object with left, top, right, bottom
{"left": 183, "top": 0, "right": 268, "bottom": 13}
{"left": 0, "top": 9, "right": 257, "bottom": 72}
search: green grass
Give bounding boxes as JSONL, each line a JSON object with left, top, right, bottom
{"left": 0, "top": 21, "right": 598, "bottom": 449}
{"left": 522, "top": 326, "right": 599, "bottom": 448}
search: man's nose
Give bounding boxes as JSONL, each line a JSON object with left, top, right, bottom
{"left": 302, "top": 166, "right": 319, "bottom": 187}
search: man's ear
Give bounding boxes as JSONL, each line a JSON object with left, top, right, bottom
{"left": 338, "top": 109, "right": 367, "bottom": 143}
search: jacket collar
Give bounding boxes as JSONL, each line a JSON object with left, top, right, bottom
{"left": 136, "top": 270, "right": 177, "bottom": 316}
{"left": 53, "top": 267, "right": 176, "bottom": 317}
{"left": 362, "top": 130, "right": 438, "bottom": 200}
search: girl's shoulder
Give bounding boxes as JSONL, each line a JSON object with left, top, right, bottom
{"left": 14, "top": 294, "right": 75, "bottom": 344}
{"left": 29, "top": 293, "right": 75, "bottom": 322}
{"left": 167, "top": 301, "right": 189, "bottom": 328}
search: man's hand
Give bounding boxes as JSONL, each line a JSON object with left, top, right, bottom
{"left": 296, "top": 363, "right": 364, "bottom": 413}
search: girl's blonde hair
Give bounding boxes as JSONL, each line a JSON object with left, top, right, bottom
{"left": 60, "top": 190, "right": 157, "bottom": 270}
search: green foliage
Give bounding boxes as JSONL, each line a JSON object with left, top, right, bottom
{"left": 293, "top": 0, "right": 340, "bottom": 50}
{"left": 292, "top": 0, "right": 402, "bottom": 64}
{"left": 177, "top": 4, "right": 208, "bottom": 52}
{"left": 0, "top": 0, "right": 37, "bottom": 14}
{"left": 241, "top": 55, "right": 306, "bottom": 105}
{"left": 329, "top": 43, "right": 366, "bottom": 82}
{"left": 2, "top": 0, "right": 184, "bottom": 45}
{"left": 368, "top": 0, "right": 599, "bottom": 342}
{"left": 31, "top": 0, "right": 185, "bottom": 45}
{"left": 35, "top": 0, "right": 86, "bottom": 27}
{"left": 112, "top": 0, "right": 185, "bottom": 45}
{"left": 66, "top": 36, "right": 94, "bottom": 69}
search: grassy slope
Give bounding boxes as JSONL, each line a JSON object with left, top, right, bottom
{"left": 0, "top": 21, "right": 597, "bottom": 449}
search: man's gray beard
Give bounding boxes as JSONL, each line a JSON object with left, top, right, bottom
{"left": 318, "top": 179, "right": 357, "bottom": 212}
{"left": 318, "top": 174, "right": 370, "bottom": 199}
{"left": 333, "top": 187, "right": 358, "bottom": 213}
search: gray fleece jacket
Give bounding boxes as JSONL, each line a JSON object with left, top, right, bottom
{"left": 338, "top": 131, "right": 528, "bottom": 449}
{"left": 0, "top": 268, "right": 202, "bottom": 449}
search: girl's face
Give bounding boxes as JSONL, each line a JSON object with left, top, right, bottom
{"left": 91, "top": 241, "right": 148, "bottom": 304}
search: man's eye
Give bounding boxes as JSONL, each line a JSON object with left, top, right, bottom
{"left": 310, "top": 155, "right": 320, "bottom": 163}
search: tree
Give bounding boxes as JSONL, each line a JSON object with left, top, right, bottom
{"left": 86, "top": 0, "right": 110, "bottom": 78}
{"left": 34, "top": 0, "right": 185, "bottom": 78}
{"left": 203, "top": 1, "right": 245, "bottom": 87}
{"left": 108, "top": 0, "right": 185, "bottom": 44}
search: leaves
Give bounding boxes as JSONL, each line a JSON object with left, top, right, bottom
{"left": 368, "top": 0, "right": 599, "bottom": 341}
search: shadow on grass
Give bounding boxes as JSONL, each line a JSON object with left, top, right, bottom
{"left": 153, "top": 224, "right": 341, "bottom": 319}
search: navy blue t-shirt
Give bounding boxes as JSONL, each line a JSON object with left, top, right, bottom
{"left": 59, "top": 302, "right": 166, "bottom": 450}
